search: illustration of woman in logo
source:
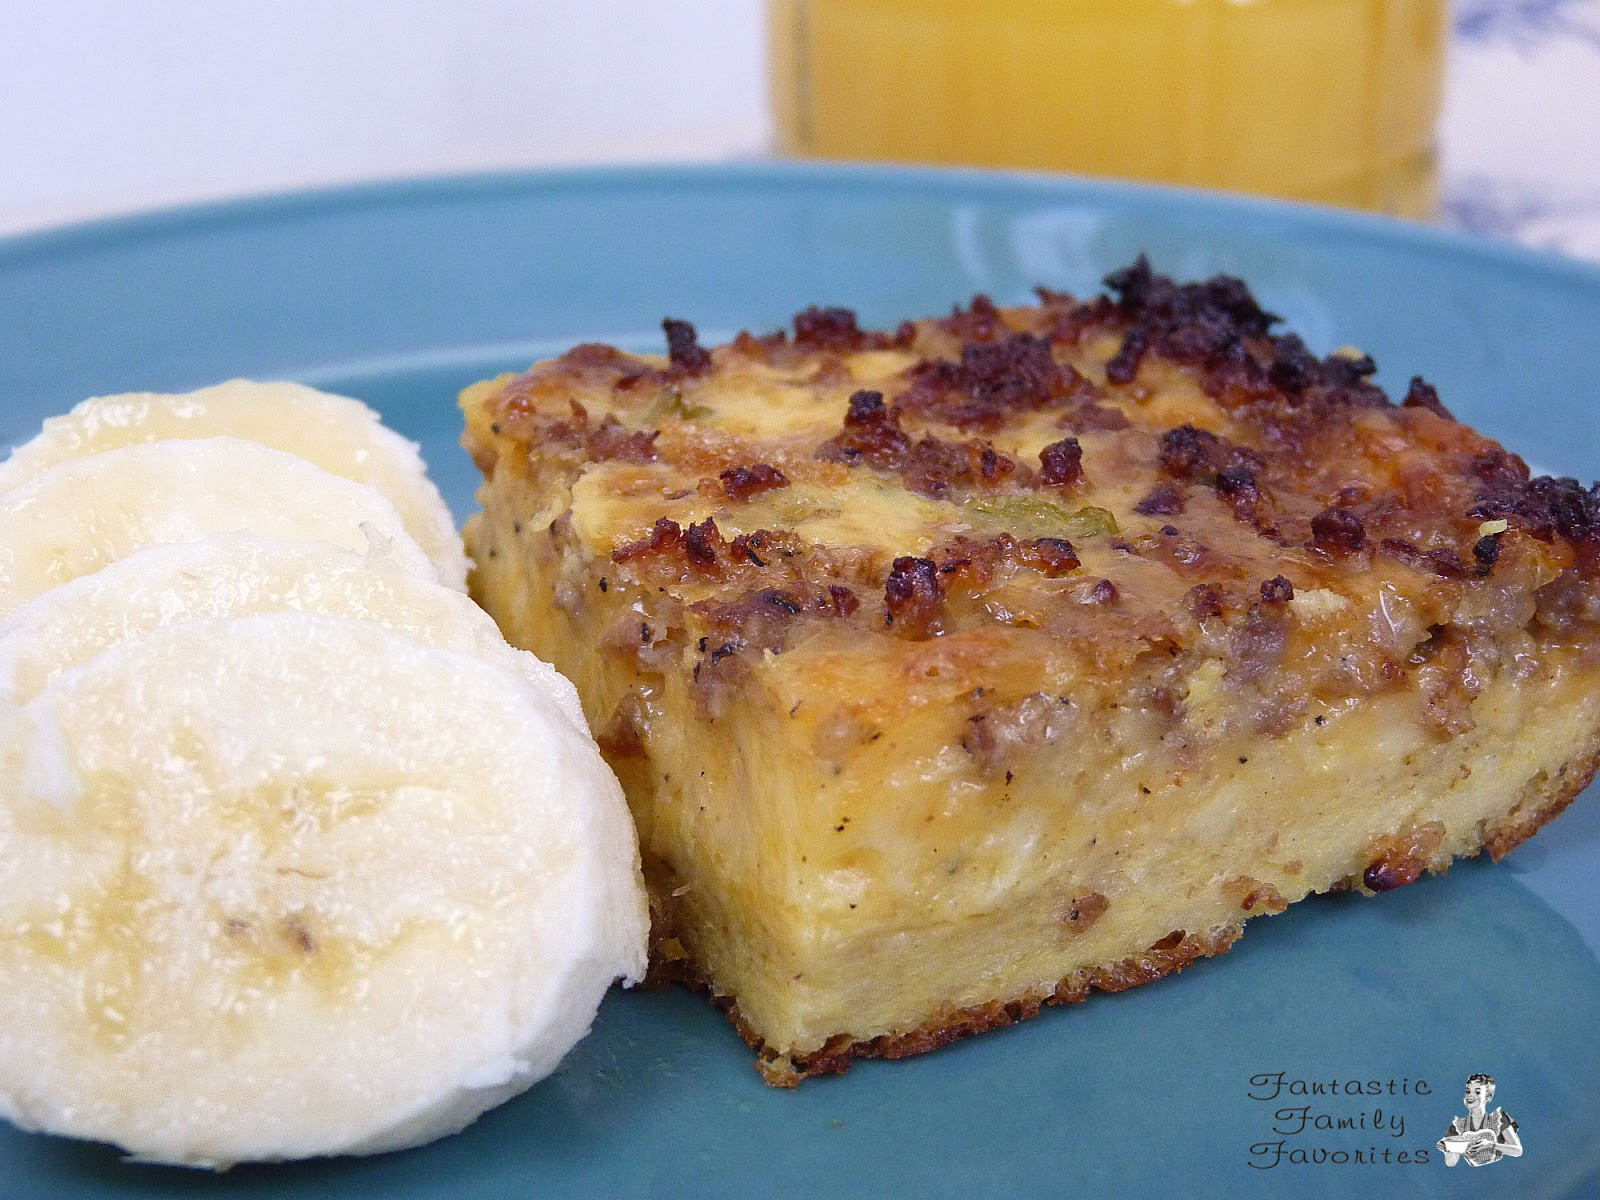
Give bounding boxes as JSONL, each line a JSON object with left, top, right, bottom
{"left": 1437, "top": 1074, "right": 1522, "bottom": 1166}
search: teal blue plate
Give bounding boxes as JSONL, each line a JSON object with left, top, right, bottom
{"left": 3, "top": 165, "right": 1600, "bottom": 1199}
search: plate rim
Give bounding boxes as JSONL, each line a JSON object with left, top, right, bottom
{"left": 5, "top": 159, "right": 1600, "bottom": 294}
{"left": 4, "top": 160, "right": 1600, "bottom": 1199}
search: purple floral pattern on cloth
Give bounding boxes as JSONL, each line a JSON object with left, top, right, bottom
{"left": 1442, "top": 175, "right": 1600, "bottom": 257}
{"left": 1454, "top": 0, "right": 1600, "bottom": 48}
{"left": 1440, "top": 0, "right": 1600, "bottom": 260}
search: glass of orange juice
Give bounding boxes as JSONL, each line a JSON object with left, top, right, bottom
{"left": 770, "top": 0, "right": 1449, "bottom": 219}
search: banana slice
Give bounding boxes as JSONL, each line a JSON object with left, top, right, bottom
{"left": 0, "top": 613, "right": 648, "bottom": 1168}
{"left": 0, "top": 438, "right": 441, "bottom": 618}
{"left": 0, "top": 534, "right": 586, "bottom": 728}
{"left": 0, "top": 381, "right": 468, "bottom": 589}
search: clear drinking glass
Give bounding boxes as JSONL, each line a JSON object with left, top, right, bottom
{"left": 771, "top": 0, "right": 1449, "bottom": 219}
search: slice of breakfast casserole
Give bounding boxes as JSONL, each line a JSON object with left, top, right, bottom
{"left": 460, "top": 260, "right": 1600, "bottom": 1084}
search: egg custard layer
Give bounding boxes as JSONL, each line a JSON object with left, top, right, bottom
{"left": 461, "top": 262, "right": 1600, "bottom": 1084}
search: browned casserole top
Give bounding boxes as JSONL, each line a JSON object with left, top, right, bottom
{"left": 463, "top": 260, "right": 1600, "bottom": 738}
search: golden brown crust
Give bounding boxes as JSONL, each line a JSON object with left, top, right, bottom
{"left": 1481, "top": 732, "right": 1600, "bottom": 860}
{"left": 737, "top": 926, "right": 1242, "bottom": 1087}
{"left": 630, "top": 719, "right": 1600, "bottom": 1086}
{"left": 692, "top": 732, "right": 1600, "bottom": 1086}
{"left": 1312, "top": 728, "right": 1600, "bottom": 894}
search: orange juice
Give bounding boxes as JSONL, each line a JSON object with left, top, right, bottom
{"left": 770, "top": 0, "right": 1448, "bottom": 218}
